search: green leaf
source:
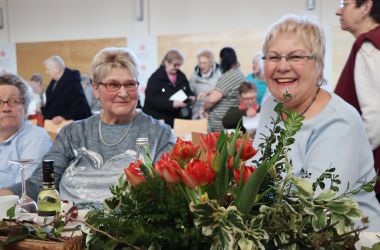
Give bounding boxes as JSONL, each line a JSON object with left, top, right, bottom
{"left": 311, "top": 210, "right": 327, "bottom": 231}
{"left": 293, "top": 177, "right": 314, "bottom": 197}
{"left": 327, "top": 200, "right": 351, "bottom": 215}
{"left": 315, "top": 190, "right": 337, "bottom": 201}
{"left": 6, "top": 204, "right": 16, "bottom": 219}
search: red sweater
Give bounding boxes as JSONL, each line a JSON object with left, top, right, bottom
{"left": 335, "top": 26, "right": 380, "bottom": 194}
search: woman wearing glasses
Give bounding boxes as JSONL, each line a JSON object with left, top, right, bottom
{"left": 143, "top": 48, "right": 195, "bottom": 128}
{"left": 1, "top": 47, "right": 175, "bottom": 204}
{"left": 335, "top": 0, "right": 380, "bottom": 200}
{"left": 253, "top": 15, "right": 380, "bottom": 231}
{"left": 0, "top": 74, "right": 52, "bottom": 188}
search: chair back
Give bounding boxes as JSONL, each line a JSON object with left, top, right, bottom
{"left": 44, "top": 119, "right": 73, "bottom": 140}
{"left": 173, "top": 118, "right": 208, "bottom": 139}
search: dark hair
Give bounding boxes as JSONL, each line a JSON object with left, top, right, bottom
{"left": 219, "top": 47, "right": 238, "bottom": 73}
{"left": 238, "top": 81, "right": 257, "bottom": 95}
{"left": 356, "top": 0, "right": 380, "bottom": 23}
{"left": 30, "top": 73, "right": 42, "bottom": 83}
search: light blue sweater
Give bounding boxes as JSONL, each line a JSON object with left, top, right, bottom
{"left": 253, "top": 93, "right": 380, "bottom": 232}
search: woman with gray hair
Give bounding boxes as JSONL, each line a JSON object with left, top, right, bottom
{"left": 0, "top": 47, "right": 175, "bottom": 204}
{"left": 0, "top": 73, "right": 52, "bottom": 188}
{"left": 245, "top": 51, "right": 267, "bottom": 106}
{"left": 252, "top": 15, "right": 380, "bottom": 231}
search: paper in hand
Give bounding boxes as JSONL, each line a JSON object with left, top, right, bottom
{"left": 169, "top": 89, "right": 188, "bottom": 102}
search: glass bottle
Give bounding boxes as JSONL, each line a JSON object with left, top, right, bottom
{"left": 37, "top": 160, "right": 61, "bottom": 224}
{"left": 136, "top": 137, "right": 149, "bottom": 164}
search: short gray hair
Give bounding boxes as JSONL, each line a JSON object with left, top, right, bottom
{"left": 0, "top": 73, "right": 30, "bottom": 113}
{"left": 44, "top": 55, "right": 65, "bottom": 71}
{"left": 91, "top": 47, "right": 140, "bottom": 84}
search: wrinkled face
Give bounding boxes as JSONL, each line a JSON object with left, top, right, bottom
{"left": 45, "top": 62, "right": 61, "bottom": 80}
{"left": 198, "top": 56, "right": 213, "bottom": 74}
{"left": 336, "top": 1, "right": 364, "bottom": 35}
{"left": 0, "top": 85, "right": 25, "bottom": 135}
{"left": 164, "top": 60, "right": 182, "bottom": 75}
{"left": 93, "top": 68, "right": 138, "bottom": 124}
{"left": 240, "top": 90, "right": 257, "bottom": 108}
{"left": 264, "top": 33, "right": 320, "bottom": 110}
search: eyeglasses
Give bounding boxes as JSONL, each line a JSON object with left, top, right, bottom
{"left": 262, "top": 53, "right": 316, "bottom": 65}
{"left": 98, "top": 80, "right": 139, "bottom": 92}
{"left": 0, "top": 98, "right": 24, "bottom": 107}
{"left": 339, "top": 0, "right": 356, "bottom": 8}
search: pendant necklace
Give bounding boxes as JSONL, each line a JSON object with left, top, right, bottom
{"left": 98, "top": 114, "right": 134, "bottom": 147}
{"left": 300, "top": 87, "right": 320, "bottom": 116}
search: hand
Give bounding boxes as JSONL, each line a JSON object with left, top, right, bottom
{"left": 188, "top": 96, "right": 197, "bottom": 102}
{"left": 0, "top": 189, "right": 15, "bottom": 196}
{"left": 172, "top": 101, "right": 187, "bottom": 109}
{"left": 246, "top": 107, "right": 257, "bottom": 117}
{"left": 52, "top": 116, "right": 65, "bottom": 125}
{"left": 197, "top": 91, "right": 210, "bottom": 101}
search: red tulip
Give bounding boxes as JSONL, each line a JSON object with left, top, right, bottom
{"left": 154, "top": 152, "right": 182, "bottom": 184}
{"left": 182, "top": 159, "right": 216, "bottom": 188}
{"left": 234, "top": 165, "right": 256, "bottom": 184}
{"left": 200, "top": 132, "right": 220, "bottom": 152}
{"left": 171, "top": 138, "right": 200, "bottom": 162}
{"left": 124, "top": 161, "right": 146, "bottom": 187}
{"left": 235, "top": 138, "right": 258, "bottom": 160}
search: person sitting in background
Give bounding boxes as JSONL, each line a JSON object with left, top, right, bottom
{"left": 246, "top": 52, "right": 268, "bottom": 106}
{"left": 81, "top": 75, "right": 101, "bottom": 114}
{"left": 222, "top": 81, "right": 260, "bottom": 135}
{"left": 42, "top": 55, "right": 91, "bottom": 124}
{"left": 203, "top": 47, "right": 245, "bottom": 132}
{"left": 335, "top": 0, "right": 380, "bottom": 201}
{"left": 189, "top": 50, "right": 221, "bottom": 119}
{"left": 143, "top": 48, "right": 195, "bottom": 127}
{"left": 0, "top": 47, "right": 175, "bottom": 204}
{"left": 253, "top": 14, "right": 380, "bottom": 231}
{"left": 0, "top": 73, "right": 52, "bottom": 188}
{"left": 26, "top": 73, "right": 44, "bottom": 116}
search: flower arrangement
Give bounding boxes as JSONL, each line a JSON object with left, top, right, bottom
{"left": 84, "top": 102, "right": 375, "bottom": 250}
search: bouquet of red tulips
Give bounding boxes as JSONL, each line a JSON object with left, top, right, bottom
{"left": 85, "top": 103, "right": 372, "bottom": 250}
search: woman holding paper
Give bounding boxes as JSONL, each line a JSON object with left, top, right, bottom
{"left": 143, "top": 49, "right": 195, "bottom": 127}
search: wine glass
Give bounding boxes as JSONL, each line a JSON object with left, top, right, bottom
{"left": 7, "top": 159, "right": 38, "bottom": 217}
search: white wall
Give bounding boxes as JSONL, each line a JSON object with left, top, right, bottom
{"left": 6, "top": 0, "right": 328, "bottom": 42}
{"left": 4, "top": 0, "right": 350, "bottom": 86}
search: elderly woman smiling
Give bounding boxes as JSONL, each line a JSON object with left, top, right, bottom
{"left": 1, "top": 47, "right": 175, "bottom": 203}
{"left": 253, "top": 15, "right": 380, "bottom": 231}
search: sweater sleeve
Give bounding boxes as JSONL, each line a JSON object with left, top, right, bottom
{"left": 354, "top": 41, "right": 380, "bottom": 150}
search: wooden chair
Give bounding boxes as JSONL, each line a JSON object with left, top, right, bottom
{"left": 173, "top": 118, "right": 208, "bottom": 139}
{"left": 191, "top": 131, "right": 207, "bottom": 161}
{"left": 44, "top": 119, "right": 73, "bottom": 140}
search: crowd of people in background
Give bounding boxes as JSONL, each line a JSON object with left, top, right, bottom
{"left": 0, "top": 0, "right": 379, "bottom": 231}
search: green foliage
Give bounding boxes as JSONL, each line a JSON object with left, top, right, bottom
{"left": 86, "top": 174, "right": 208, "bottom": 249}
{"left": 84, "top": 101, "right": 373, "bottom": 249}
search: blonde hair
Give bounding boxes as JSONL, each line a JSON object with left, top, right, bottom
{"left": 262, "top": 15, "right": 325, "bottom": 70}
{"left": 91, "top": 47, "right": 140, "bottom": 84}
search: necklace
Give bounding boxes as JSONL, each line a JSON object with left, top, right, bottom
{"left": 98, "top": 114, "right": 134, "bottom": 147}
{"left": 300, "top": 87, "right": 321, "bottom": 116}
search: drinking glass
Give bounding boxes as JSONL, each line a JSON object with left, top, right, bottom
{"left": 7, "top": 159, "right": 38, "bottom": 216}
